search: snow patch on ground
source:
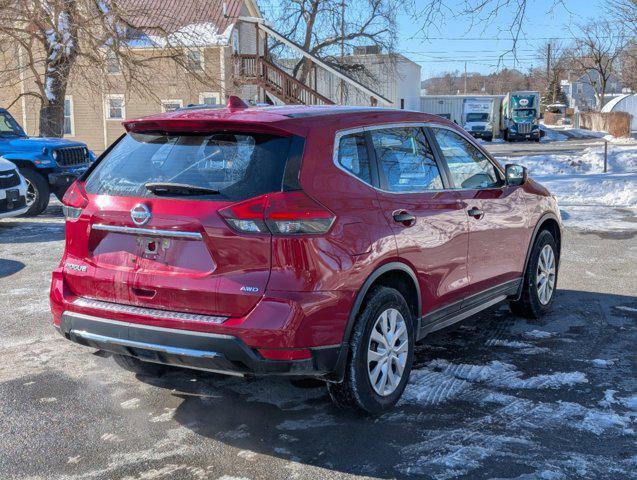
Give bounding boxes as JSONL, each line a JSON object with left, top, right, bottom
{"left": 523, "top": 330, "right": 554, "bottom": 339}
{"left": 485, "top": 339, "right": 534, "bottom": 348}
{"left": 428, "top": 359, "right": 588, "bottom": 390}
{"left": 591, "top": 358, "right": 616, "bottom": 368}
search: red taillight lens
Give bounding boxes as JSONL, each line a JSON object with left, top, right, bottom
{"left": 61, "top": 180, "right": 88, "bottom": 220}
{"left": 265, "top": 191, "right": 335, "bottom": 235}
{"left": 219, "top": 191, "right": 335, "bottom": 236}
{"left": 218, "top": 195, "right": 269, "bottom": 234}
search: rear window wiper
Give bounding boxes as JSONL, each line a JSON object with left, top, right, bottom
{"left": 144, "top": 182, "right": 221, "bottom": 196}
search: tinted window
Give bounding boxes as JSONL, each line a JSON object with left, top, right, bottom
{"left": 432, "top": 128, "right": 502, "bottom": 189}
{"left": 337, "top": 132, "right": 371, "bottom": 184}
{"left": 0, "top": 111, "right": 24, "bottom": 136}
{"left": 372, "top": 127, "right": 443, "bottom": 192}
{"left": 86, "top": 132, "right": 292, "bottom": 201}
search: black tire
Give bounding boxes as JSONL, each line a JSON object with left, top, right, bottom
{"left": 112, "top": 354, "right": 166, "bottom": 376}
{"left": 510, "top": 230, "right": 559, "bottom": 319}
{"left": 327, "top": 286, "right": 415, "bottom": 415}
{"left": 18, "top": 168, "right": 50, "bottom": 216}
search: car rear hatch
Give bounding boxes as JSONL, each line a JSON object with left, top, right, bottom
{"left": 62, "top": 127, "right": 303, "bottom": 319}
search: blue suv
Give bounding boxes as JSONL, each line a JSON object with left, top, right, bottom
{"left": 0, "top": 108, "right": 94, "bottom": 216}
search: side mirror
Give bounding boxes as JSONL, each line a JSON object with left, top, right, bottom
{"left": 505, "top": 164, "right": 527, "bottom": 186}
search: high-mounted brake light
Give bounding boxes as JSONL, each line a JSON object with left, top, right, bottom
{"left": 61, "top": 180, "right": 88, "bottom": 220}
{"left": 219, "top": 191, "right": 335, "bottom": 236}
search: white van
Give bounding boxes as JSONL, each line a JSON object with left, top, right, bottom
{"left": 462, "top": 98, "right": 494, "bottom": 141}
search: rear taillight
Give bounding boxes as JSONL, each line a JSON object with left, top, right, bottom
{"left": 62, "top": 180, "right": 88, "bottom": 220}
{"left": 219, "top": 191, "right": 335, "bottom": 236}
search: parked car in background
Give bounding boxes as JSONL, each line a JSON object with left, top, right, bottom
{"left": 0, "top": 157, "right": 28, "bottom": 219}
{"left": 51, "top": 98, "right": 562, "bottom": 414}
{"left": 0, "top": 108, "right": 94, "bottom": 216}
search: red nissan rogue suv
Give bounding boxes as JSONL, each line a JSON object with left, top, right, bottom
{"left": 51, "top": 98, "right": 562, "bottom": 414}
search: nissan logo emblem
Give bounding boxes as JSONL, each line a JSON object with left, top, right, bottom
{"left": 131, "top": 204, "right": 151, "bottom": 226}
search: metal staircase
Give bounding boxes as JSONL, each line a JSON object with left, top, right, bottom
{"left": 233, "top": 54, "right": 334, "bottom": 105}
{"left": 232, "top": 18, "right": 391, "bottom": 107}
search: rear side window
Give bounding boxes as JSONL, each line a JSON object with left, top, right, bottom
{"left": 337, "top": 132, "right": 371, "bottom": 184}
{"left": 85, "top": 132, "right": 294, "bottom": 201}
{"left": 371, "top": 127, "right": 443, "bottom": 192}
{"left": 431, "top": 128, "right": 502, "bottom": 189}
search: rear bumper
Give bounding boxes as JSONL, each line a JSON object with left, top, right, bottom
{"left": 58, "top": 310, "right": 341, "bottom": 377}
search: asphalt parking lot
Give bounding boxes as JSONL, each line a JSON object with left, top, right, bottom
{"left": 1, "top": 200, "right": 636, "bottom": 480}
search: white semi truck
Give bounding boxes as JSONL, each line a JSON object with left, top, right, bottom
{"left": 462, "top": 97, "right": 495, "bottom": 141}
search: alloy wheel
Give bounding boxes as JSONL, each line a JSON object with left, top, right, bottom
{"left": 25, "top": 178, "right": 36, "bottom": 207}
{"left": 367, "top": 308, "right": 409, "bottom": 396}
{"left": 536, "top": 244, "right": 556, "bottom": 305}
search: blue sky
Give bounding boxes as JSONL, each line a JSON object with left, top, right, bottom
{"left": 396, "top": 0, "right": 609, "bottom": 78}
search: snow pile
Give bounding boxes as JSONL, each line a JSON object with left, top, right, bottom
{"left": 497, "top": 145, "right": 637, "bottom": 212}
{"left": 540, "top": 126, "right": 568, "bottom": 142}
{"left": 138, "top": 23, "right": 234, "bottom": 48}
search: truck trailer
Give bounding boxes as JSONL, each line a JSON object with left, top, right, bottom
{"left": 420, "top": 95, "right": 502, "bottom": 139}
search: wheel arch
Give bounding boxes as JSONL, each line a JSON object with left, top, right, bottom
{"left": 328, "top": 261, "right": 421, "bottom": 382}
{"left": 516, "top": 212, "right": 562, "bottom": 299}
{"left": 5, "top": 158, "right": 35, "bottom": 169}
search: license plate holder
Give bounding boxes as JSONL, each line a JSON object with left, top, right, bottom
{"left": 7, "top": 189, "right": 19, "bottom": 202}
{"left": 6, "top": 189, "right": 20, "bottom": 209}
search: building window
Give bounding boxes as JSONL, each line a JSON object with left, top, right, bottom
{"left": 186, "top": 49, "right": 204, "bottom": 71}
{"left": 161, "top": 99, "right": 183, "bottom": 112}
{"left": 199, "top": 92, "right": 221, "bottom": 105}
{"left": 105, "top": 95, "right": 125, "bottom": 120}
{"left": 63, "top": 96, "right": 74, "bottom": 136}
{"left": 106, "top": 51, "right": 120, "bottom": 74}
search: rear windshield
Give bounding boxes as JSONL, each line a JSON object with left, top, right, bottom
{"left": 85, "top": 132, "right": 293, "bottom": 201}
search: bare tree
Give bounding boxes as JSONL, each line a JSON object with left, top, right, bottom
{"left": 404, "top": 0, "right": 567, "bottom": 55}
{"left": 608, "top": 0, "right": 637, "bottom": 35}
{"left": 0, "top": 0, "right": 221, "bottom": 137}
{"left": 267, "top": 0, "right": 397, "bottom": 93}
{"left": 619, "top": 41, "right": 637, "bottom": 91}
{"left": 568, "top": 21, "right": 626, "bottom": 110}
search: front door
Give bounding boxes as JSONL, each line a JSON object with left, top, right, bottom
{"left": 369, "top": 126, "right": 471, "bottom": 317}
{"left": 429, "top": 127, "right": 528, "bottom": 295}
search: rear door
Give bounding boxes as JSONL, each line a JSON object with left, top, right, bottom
{"left": 369, "top": 125, "right": 471, "bottom": 316}
{"left": 66, "top": 131, "right": 296, "bottom": 318}
{"left": 429, "top": 127, "right": 528, "bottom": 295}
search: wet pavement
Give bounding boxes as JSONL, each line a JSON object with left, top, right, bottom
{"left": 1, "top": 202, "right": 635, "bottom": 480}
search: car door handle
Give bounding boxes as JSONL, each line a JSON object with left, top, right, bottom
{"left": 393, "top": 211, "right": 416, "bottom": 226}
{"left": 467, "top": 207, "right": 484, "bottom": 219}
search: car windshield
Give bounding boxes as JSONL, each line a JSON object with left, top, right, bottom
{"left": 466, "top": 113, "right": 489, "bottom": 122}
{"left": 514, "top": 109, "right": 536, "bottom": 119}
{"left": 85, "top": 132, "right": 294, "bottom": 201}
{"left": 0, "top": 111, "right": 26, "bottom": 137}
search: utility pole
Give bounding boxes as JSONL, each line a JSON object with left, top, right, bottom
{"left": 340, "top": 0, "right": 345, "bottom": 105}
{"left": 464, "top": 61, "right": 467, "bottom": 94}
{"left": 546, "top": 41, "right": 552, "bottom": 78}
